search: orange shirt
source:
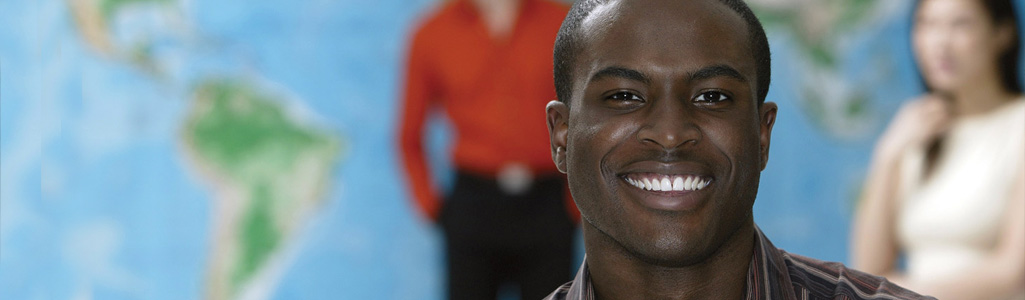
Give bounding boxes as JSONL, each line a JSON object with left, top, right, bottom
{"left": 399, "top": 0, "right": 571, "bottom": 220}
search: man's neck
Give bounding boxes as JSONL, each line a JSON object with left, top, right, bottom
{"left": 583, "top": 221, "right": 756, "bottom": 300}
{"left": 469, "top": 0, "right": 521, "bottom": 40}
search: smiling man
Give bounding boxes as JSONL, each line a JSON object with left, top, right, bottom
{"left": 542, "top": 0, "right": 934, "bottom": 299}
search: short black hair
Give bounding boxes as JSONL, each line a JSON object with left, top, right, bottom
{"left": 553, "top": 0, "right": 772, "bottom": 105}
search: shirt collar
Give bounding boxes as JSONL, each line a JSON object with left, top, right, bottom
{"left": 746, "top": 225, "right": 797, "bottom": 300}
{"left": 565, "top": 256, "right": 595, "bottom": 299}
{"left": 454, "top": 0, "right": 534, "bottom": 23}
{"left": 565, "top": 225, "right": 796, "bottom": 300}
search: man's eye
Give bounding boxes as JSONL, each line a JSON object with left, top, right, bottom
{"left": 608, "top": 92, "right": 642, "bottom": 101}
{"left": 695, "top": 91, "right": 729, "bottom": 102}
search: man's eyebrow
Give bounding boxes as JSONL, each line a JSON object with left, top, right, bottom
{"left": 690, "top": 64, "right": 748, "bottom": 83}
{"left": 589, "top": 66, "right": 651, "bottom": 85}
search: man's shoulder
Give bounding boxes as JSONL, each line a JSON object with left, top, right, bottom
{"left": 531, "top": 0, "right": 571, "bottom": 17}
{"left": 780, "top": 251, "right": 935, "bottom": 300}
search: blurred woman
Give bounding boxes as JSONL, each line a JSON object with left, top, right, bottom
{"left": 851, "top": 0, "right": 1025, "bottom": 299}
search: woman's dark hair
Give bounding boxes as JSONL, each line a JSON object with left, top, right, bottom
{"left": 915, "top": 0, "right": 1022, "bottom": 93}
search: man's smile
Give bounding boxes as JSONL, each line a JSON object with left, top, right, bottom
{"left": 622, "top": 173, "right": 712, "bottom": 192}
{"left": 614, "top": 161, "right": 717, "bottom": 212}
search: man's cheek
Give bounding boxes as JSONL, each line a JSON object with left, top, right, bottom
{"left": 604, "top": 122, "right": 635, "bottom": 143}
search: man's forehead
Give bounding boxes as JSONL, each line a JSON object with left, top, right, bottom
{"left": 580, "top": 0, "right": 738, "bottom": 33}
{"left": 575, "top": 0, "right": 755, "bottom": 81}
{"left": 579, "top": 0, "right": 622, "bottom": 41}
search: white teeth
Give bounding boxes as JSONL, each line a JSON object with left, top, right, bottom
{"left": 626, "top": 175, "right": 710, "bottom": 192}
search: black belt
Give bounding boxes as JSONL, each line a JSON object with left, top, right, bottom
{"left": 453, "top": 170, "right": 565, "bottom": 199}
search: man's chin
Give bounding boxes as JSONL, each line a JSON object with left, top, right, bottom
{"left": 618, "top": 217, "right": 751, "bottom": 268}
{"left": 626, "top": 240, "right": 719, "bottom": 268}
{"left": 617, "top": 229, "right": 723, "bottom": 268}
{"left": 586, "top": 213, "right": 737, "bottom": 267}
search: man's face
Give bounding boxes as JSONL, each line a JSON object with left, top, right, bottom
{"left": 546, "top": 0, "right": 777, "bottom": 266}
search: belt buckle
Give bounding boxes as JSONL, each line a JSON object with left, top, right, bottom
{"left": 497, "top": 162, "right": 533, "bottom": 196}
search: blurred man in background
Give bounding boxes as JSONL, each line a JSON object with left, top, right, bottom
{"left": 398, "top": 0, "right": 575, "bottom": 299}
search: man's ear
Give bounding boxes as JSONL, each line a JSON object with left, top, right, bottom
{"left": 758, "top": 102, "right": 778, "bottom": 171}
{"left": 546, "top": 100, "right": 569, "bottom": 173}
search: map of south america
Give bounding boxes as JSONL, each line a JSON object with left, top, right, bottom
{"left": 68, "top": 0, "right": 344, "bottom": 298}
{"left": 181, "top": 80, "right": 341, "bottom": 300}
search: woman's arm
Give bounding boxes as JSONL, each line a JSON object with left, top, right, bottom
{"left": 850, "top": 96, "right": 952, "bottom": 277}
{"left": 850, "top": 143, "right": 904, "bottom": 276}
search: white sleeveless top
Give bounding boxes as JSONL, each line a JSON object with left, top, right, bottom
{"left": 896, "top": 98, "right": 1025, "bottom": 299}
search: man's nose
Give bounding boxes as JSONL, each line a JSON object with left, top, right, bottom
{"left": 637, "top": 99, "right": 701, "bottom": 150}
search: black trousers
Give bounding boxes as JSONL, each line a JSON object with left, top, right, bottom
{"left": 439, "top": 172, "right": 576, "bottom": 300}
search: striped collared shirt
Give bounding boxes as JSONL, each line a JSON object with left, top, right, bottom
{"left": 544, "top": 226, "right": 934, "bottom": 300}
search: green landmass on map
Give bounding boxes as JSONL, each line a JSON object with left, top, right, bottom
{"left": 69, "top": 0, "right": 175, "bottom": 74}
{"left": 186, "top": 80, "right": 336, "bottom": 182}
{"left": 99, "top": 0, "right": 173, "bottom": 19}
{"left": 68, "top": 0, "right": 345, "bottom": 298}
{"left": 747, "top": 0, "right": 890, "bottom": 139}
{"left": 752, "top": 0, "right": 876, "bottom": 68}
{"left": 182, "top": 79, "right": 341, "bottom": 298}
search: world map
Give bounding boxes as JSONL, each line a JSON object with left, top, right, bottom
{"left": 3, "top": 0, "right": 352, "bottom": 298}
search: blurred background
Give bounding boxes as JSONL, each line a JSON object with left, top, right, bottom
{"left": 1, "top": 0, "right": 1023, "bottom": 299}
